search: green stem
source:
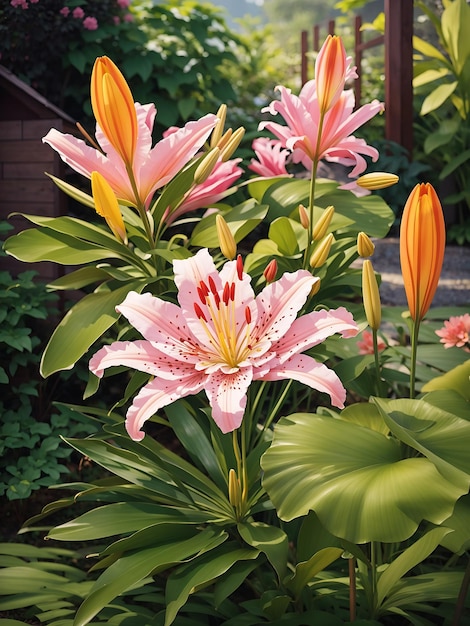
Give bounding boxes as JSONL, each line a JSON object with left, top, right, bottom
{"left": 261, "top": 379, "right": 294, "bottom": 436}
{"left": 125, "top": 163, "right": 156, "bottom": 258}
{"left": 303, "top": 112, "right": 325, "bottom": 269}
{"left": 372, "top": 328, "right": 382, "bottom": 394}
{"left": 409, "top": 318, "right": 420, "bottom": 399}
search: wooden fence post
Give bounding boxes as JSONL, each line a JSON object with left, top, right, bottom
{"left": 384, "top": 0, "right": 414, "bottom": 157}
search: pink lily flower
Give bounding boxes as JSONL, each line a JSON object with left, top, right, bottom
{"left": 163, "top": 157, "right": 244, "bottom": 226}
{"left": 259, "top": 79, "right": 384, "bottom": 177}
{"left": 43, "top": 103, "right": 217, "bottom": 210}
{"left": 90, "top": 248, "right": 358, "bottom": 440}
{"left": 435, "top": 314, "right": 470, "bottom": 351}
{"left": 248, "top": 137, "right": 292, "bottom": 178}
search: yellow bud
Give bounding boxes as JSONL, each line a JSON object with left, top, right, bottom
{"left": 309, "top": 233, "right": 334, "bottom": 269}
{"left": 210, "top": 103, "right": 227, "bottom": 148}
{"left": 298, "top": 204, "right": 309, "bottom": 229}
{"left": 91, "top": 171, "right": 127, "bottom": 244}
{"left": 216, "top": 214, "right": 237, "bottom": 260}
{"left": 312, "top": 205, "right": 335, "bottom": 240}
{"left": 357, "top": 232, "right": 375, "bottom": 258}
{"left": 217, "top": 128, "right": 233, "bottom": 151}
{"left": 228, "top": 468, "right": 241, "bottom": 508}
{"left": 263, "top": 259, "right": 278, "bottom": 283}
{"left": 193, "top": 147, "right": 220, "bottom": 185}
{"left": 310, "top": 277, "right": 321, "bottom": 297}
{"left": 220, "top": 127, "right": 245, "bottom": 162}
{"left": 356, "top": 172, "right": 399, "bottom": 190}
{"left": 362, "top": 259, "right": 381, "bottom": 330}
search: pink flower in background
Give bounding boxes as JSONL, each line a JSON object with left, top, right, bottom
{"left": 72, "top": 7, "right": 84, "bottom": 18}
{"left": 164, "top": 158, "right": 243, "bottom": 226}
{"left": 60, "top": 6, "right": 70, "bottom": 16}
{"left": 83, "top": 16, "right": 98, "bottom": 30}
{"left": 435, "top": 314, "right": 470, "bottom": 351}
{"left": 123, "top": 13, "right": 134, "bottom": 22}
{"left": 248, "top": 137, "right": 291, "bottom": 178}
{"left": 90, "top": 248, "right": 358, "bottom": 440}
{"left": 10, "top": 0, "right": 28, "bottom": 8}
{"left": 113, "top": 16, "right": 120, "bottom": 24}
{"left": 117, "top": 0, "right": 131, "bottom": 7}
{"left": 30, "top": 0, "right": 38, "bottom": 3}
{"left": 43, "top": 103, "right": 217, "bottom": 209}
{"left": 357, "top": 330, "right": 387, "bottom": 355}
{"left": 260, "top": 83, "right": 383, "bottom": 176}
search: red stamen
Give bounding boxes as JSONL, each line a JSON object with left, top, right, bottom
{"left": 197, "top": 286, "right": 206, "bottom": 304}
{"left": 194, "top": 302, "right": 207, "bottom": 321}
{"left": 230, "top": 282, "right": 235, "bottom": 301}
{"left": 199, "top": 280, "right": 209, "bottom": 296}
{"left": 208, "top": 276, "right": 218, "bottom": 295}
{"left": 245, "top": 306, "right": 251, "bottom": 324}
{"left": 223, "top": 282, "right": 230, "bottom": 306}
{"left": 236, "top": 254, "right": 243, "bottom": 280}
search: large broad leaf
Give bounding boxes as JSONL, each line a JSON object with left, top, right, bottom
{"left": 374, "top": 397, "right": 470, "bottom": 490}
{"left": 73, "top": 526, "right": 226, "bottom": 626}
{"left": 439, "top": 493, "right": 470, "bottom": 554}
{"left": 422, "top": 361, "right": 470, "bottom": 401}
{"left": 164, "top": 543, "right": 259, "bottom": 626}
{"left": 261, "top": 412, "right": 464, "bottom": 543}
{"left": 40, "top": 281, "right": 144, "bottom": 377}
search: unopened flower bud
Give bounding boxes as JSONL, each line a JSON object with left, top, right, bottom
{"left": 310, "top": 277, "right": 321, "bottom": 297}
{"left": 263, "top": 259, "right": 278, "bottom": 283}
{"left": 228, "top": 468, "right": 241, "bottom": 508}
{"left": 357, "top": 232, "right": 375, "bottom": 258}
{"left": 216, "top": 214, "right": 237, "bottom": 260}
{"left": 298, "top": 204, "right": 309, "bottom": 229}
{"left": 362, "top": 259, "right": 381, "bottom": 330}
{"left": 309, "top": 233, "right": 334, "bottom": 269}
{"left": 356, "top": 172, "right": 399, "bottom": 190}
{"left": 312, "top": 205, "right": 335, "bottom": 241}
{"left": 193, "top": 147, "right": 220, "bottom": 185}
{"left": 220, "top": 127, "right": 245, "bottom": 162}
{"left": 210, "top": 103, "right": 227, "bottom": 148}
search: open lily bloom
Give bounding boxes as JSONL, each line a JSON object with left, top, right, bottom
{"left": 43, "top": 94, "right": 217, "bottom": 210}
{"left": 163, "top": 157, "right": 243, "bottom": 226}
{"left": 248, "top": 137, "right": 292, "bottom": 178}
{"left": 90, "top": 249, "right": 358, "bottom": 439}
{"left": 259, "top": 78, "right": 383, "bottom": 177}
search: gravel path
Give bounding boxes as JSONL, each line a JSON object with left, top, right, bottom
{"left": 369, "top": 238, "right": 470, "bottom": 308}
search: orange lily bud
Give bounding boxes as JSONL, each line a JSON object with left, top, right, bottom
{"left": 362, "top": 259, "right": 381, "bottom": 331}
{"left": 315, "top": 35, "right": 347, "bottom": 114}
{"left": 298, "top": 204, "right": 309, "bottom": 229}
{"left": 312, "top": 205, "right": 335, "bottom": 241}
{"left": 356, "top": 172, "right": 399, "bottom": 190}
{"left": 309, "top": 233, "right": 334, "bottom": 269}
{"left": 216, "top": 214, "right": 237, "bottom": 260}
{"left": 399, "top": 183, "right": 445, "bottom": 321}
{"left": 91, "top": 171, "right": 127, "bottom": 244}
{"left": 210, "top": 104, "right": 227, "bottom": 148}
{"left": 357, "top": 232, "right": 375, "bottom": 258}
{"left": 263, "top": 259, "right": 278, "bottom": 283}
{"left": 91, "top": 56, "right": 138, "bottom": 168}
{"left": 220, "top": 127, "right": 245, "bottom": 162}
{"left": 194, "top": 148, "right": 220, "bottom": 185}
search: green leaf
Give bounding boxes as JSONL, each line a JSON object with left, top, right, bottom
{"left": 73, "top": 527, "right": 226, "bottom": 626}
{"left": 47, "top": 267, "right": 115, "bottom": 291}
{"left": 164, "top": 543, "right": 258, "bottom": 626}
{"left": 374, "top": 397, "right": 470, "bottom": 490}
{"left": 413, "top": 35, "right": 448, "bottom": 63}
{"left": 40, "top": 282, "right": 144, "bottom": 376}
{"left": 285, "top": 547, "right": 344, "bottom": 599}
{"left": 237, "top": 521, "right": 288, "bottom": 580}
{"left": 261, "top": 412, "right": 464, "bottom": 543}
{"left": 439, "top": 493, "right": 470, "bottom": 554}
{"left": 46, "top": 173, "right": 94, "bottom": 209}
{"left": 268, "top": 217, "right": 300, "bottom": 256}
{"left": 376, "top": 527, "right": 451, "bottom": 607}
{"left": 439, "top": 148, "right": 470, "bottom": 180}
{"left": 48, "top": 503, "right": 196, "bottom": 541}
{"left": 422, "top": 360, "right": 470, "bottom": 401}
{"left": 420, "top": 82, "right": 458, "bottom": 115}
